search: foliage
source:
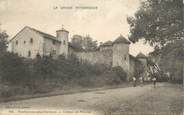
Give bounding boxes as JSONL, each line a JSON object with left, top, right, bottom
{"left": 127, "top": 0, "right": 183, "bottom": 47}
{"left": 157, "top": 40, "right": 184, "bottom": 82}
{"left": 0, "top": 30, "right": 8, "bottom": 56}
{"left": 0, "top": 52, "right": 127, "bottom": 98}
{"left": 112, "top": 66, "right": 127, "bottom": 81}
{"left": 128, "top": 0, "right": 183, "bottom": 82}
{"left": 156, "top": 71, "right": 169, "bottom": 82}
{"left": 71, "top": 35, "right": 98, "bottom": 51}
{"left": 0, "top": 52, "right": 29, "bottom": 85}
{"left": 148, "top": 39, "right": 184, "bottom": 82}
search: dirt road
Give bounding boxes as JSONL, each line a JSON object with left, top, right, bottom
{"left": 0, "top": 83, "right": 160, "bottom": 114}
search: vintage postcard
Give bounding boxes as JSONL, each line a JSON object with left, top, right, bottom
{"left": 0, "top": 0, "right": 183, "bottom": 115}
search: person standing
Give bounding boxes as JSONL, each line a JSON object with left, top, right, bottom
{"left": 152, "top": 77, "right": 157, "bottom": 88}
{"left": 133, "top": 77, "right": 136, "bottom": 87}
{"left": 139, "top": 77, "right": 143, "bottom": 87}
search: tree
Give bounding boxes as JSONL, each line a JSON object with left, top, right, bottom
{"left": 0, "top": 30, "right": 8, "bottom": 56}
{"left": 83, "top": 35, "right": 98, "bottom": 51}
{"left": 156, "top": 40, "right": 184, "bottom": 82}
{"left": 127, "top": 0, "right": 183, "bottom": 48}
{"left": 71, "top": 35, "right": 83, "bottom": 50}
{"left": 71, "top": 35, "right": 98, "bottom": 51}
{"left": 128, "top": 0, "right": 184, "bottom": 82}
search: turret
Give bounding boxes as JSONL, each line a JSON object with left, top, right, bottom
{"left": 56, "top": 27, "right": 69, "bottom": 58}
{"left": 112, "top": 35, "right": 130, "bottom": 76}
{"left": 136, "top": 52, "right": 149, "bottom": 81}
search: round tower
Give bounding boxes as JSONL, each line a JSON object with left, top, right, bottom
{"left": 56, "top": 27, "right": 69, "bottom": 58}
{"left": 112, "top": 35, "right": 130, "bottom": 76}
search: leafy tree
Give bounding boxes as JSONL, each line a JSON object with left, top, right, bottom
{"left": 156, "top": 40, "right": 184, "bottom": 82}
{"left": 83, "top": 35, "right": 98, "bottom": 51}
{"left": 71, "top": 35, "right": 83, "bottom": 50}
{"left": 128, "top": 0, "right": 183, "bottom": 82}
{"left": 127, "top": 0, "right": 183, "bottom": 47}
{"left": 0, "top": 30, "right": 8, "bottom": 56}
{"left": 71, "top": 35, "right": 98, "bottom": 51}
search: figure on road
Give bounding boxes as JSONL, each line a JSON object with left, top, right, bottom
{"left": 152, "top": 77, "right": 157, "bottom": 88}
{"left": 139, "top": 77, "right": 143, "bottom": 87}
{"left": 133, "top": 77, "right": 136, "bottom": 87}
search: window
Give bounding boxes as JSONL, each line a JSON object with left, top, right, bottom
{"left": 63, "top": 40, "right": 65, "bottom": 45}
{"left": 28, "top": 50, "right": 31, "bottom": 57}
{"left": 30, "top": 38, "right": 33, "bottom": 44}
{"left": 36, "top": 53, "right": 41, "bottom": 58}
{"left": 16, "top": 40, "right": 18, "bottom": 45}
{"left": 122, "top": 55, "right": 127, "bottom": 61}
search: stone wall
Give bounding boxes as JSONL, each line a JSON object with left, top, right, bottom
{"left": 69, "top": 43, "right": 139, "bottom": 80}
{"left": 74, "top": 49, "right": 113, "bottom": 67}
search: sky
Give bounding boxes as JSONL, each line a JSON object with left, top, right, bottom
{"left": 0, "top": 0, "right": 153, "bottom": 56}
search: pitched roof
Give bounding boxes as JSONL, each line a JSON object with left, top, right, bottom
{"left": 100, "top": 41, "right": 113, "bottom": 47}
{"left": 129, "top": 54, "right": 136, "bottom": 60}
{"left": 28, "top": 26, "right": 60, "bottom": 42}
{"left": 113, "top": 35, "right": 130, "bottom": 44}
{"left": 9, "top": 26, "right": 60, "bottom": 43}
{"left": 136, "top": 52, "right": 147, "bottom": 58}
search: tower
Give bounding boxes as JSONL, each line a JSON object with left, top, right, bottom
{"left": 136, "top": 52, "right": 148, "bottom": 80}
{"left": 112, "top": 35, "right": 130, "bottom": 75}
{"left": 56, "top": 27, "right": 69, "bottom": 58}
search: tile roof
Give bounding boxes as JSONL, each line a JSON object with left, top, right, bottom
{"left": 113, "top": 35, "right": 130, "bottom": 44}
{"left": 100, "top": 41, "right": 113, "bottom": 47}
{"left": 28, "top": 26, "right": 61, "bottom": 42}
{"left": 136, "top": 52, "right": 147, "bottom": 58}
{"left": 9, "top": 26, "right": 61, "bottom": 43}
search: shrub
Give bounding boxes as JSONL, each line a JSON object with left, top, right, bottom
{"left": 0, "top": 52, "right": 29, "bottom": 85}
{"left": 0, "top": 52, "right": 127, "bottom": 99}
{"left": 0, "top": 85, "right": 30, "bottom": 98}
{"left": 112, "top": 66, "right": 127, "bottom": 81}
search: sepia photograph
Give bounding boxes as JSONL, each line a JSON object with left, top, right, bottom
{"left": 0, "top": 0, "right": 183, "bottom": 115}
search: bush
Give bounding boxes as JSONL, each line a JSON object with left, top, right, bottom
{"left": 0, "top": 52, "right": 127, "bottom": 99}
{"left": 112, "top": 66, "right": 127, "bottom": 81}
{"left": 0, "top": 85, "right": 30, "bottom": 98}
{"left": 157, "top": 71, "right": 169, "bottom": 82}
{"left": 0, "top": 52, "right": 29, "bottom": 85}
